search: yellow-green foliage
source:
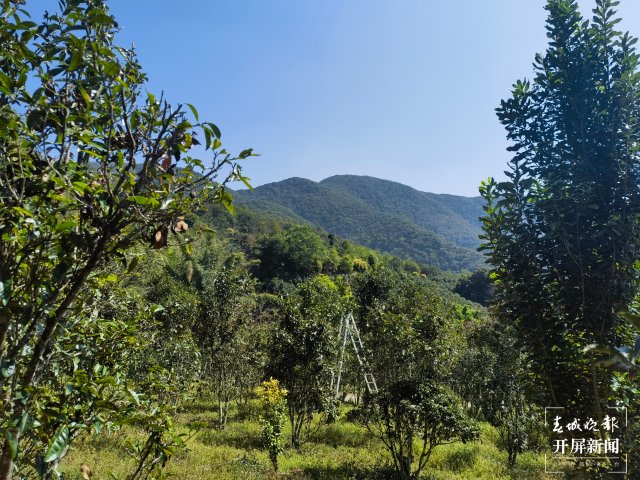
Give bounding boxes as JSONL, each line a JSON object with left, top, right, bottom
{"left": 256, "top": 378, "right": 289, "bottom": 405}
{"left": 256, "top": 379, "right": 288, "bottom": 471}
{"left": 352, "top": 258, "right": 369, "bottom": 272}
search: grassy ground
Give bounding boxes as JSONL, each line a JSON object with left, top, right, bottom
{"left": 60, "top": 400, "right": 555, "bottom": 480}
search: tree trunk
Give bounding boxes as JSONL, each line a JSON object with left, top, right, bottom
{"left": 399, "top": 455, "right": 411, "bottom": 480}
{"left": 222, "top": 396, "right": 230, "bottom": 428}
{"left": 0, "top": 442, "right": 14, "bottom": 480}
{"left": 591, "top": 363, "right": 604, "bottom": 439}
{"left": 218, "top": 396, "right": 223, "bottom": 429}
{"left": 0, "top": 242, "right": 106, "bottom": 479}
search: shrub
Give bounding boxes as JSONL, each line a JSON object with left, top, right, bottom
{"left": 256, "top": 379, "right": 287, "bottom": 471}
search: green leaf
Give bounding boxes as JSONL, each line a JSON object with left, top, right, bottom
{"left": 78, "top": 85, "right": 91, "bottom": 108}
{"left": 55, "top": 221, "right": 77, "bottom": 233}
{"left": 12, "top": 206, "right": 32, "bottom": 217}
{"left": 220, "top": 188, "right": 234, "bottom": 213}
{"left": 93, "top": 418, "right": 103, "bottom": 434}
{"left": 127, "top": 388, "right": 140, "bottom": 406}
{"left": 207, "top": 122, "right": 221, "bottom": 138}
{"left": 103, "top": 61, "right": 119, "bottom": 78}
{"left": 240, "top": 176, "right": 253, "bottom": 191}
{"left": 186, "top": 103, "right": 199, "bottom": 122}
{"left": 0, "top": 71, "right": 12, "bottom": 93}
{"left": 125, "top": 256, "right": 140, "bottom": 274}
{"left": 152, "top": 304, "right": 165, "bottom": 314}
{"left": 72, "top": 181, "right": 90, "bottom": 192}
{"left": 239, "top": 148, "right": 253, "bottom": 159}
{"left": 5, "top": 431, "right": 17, "bottom": 460}
{"left": 129, "top": 195, "right": 157, "bottom": 206}
{"left": 203, "top": 127, "right": 212, "bottom": 149}
{"left": 68, "top": 47, "right": 83, "bottom": 71}
{"left": 44, "top": 426, "right": 69, "bottom": 462}
{"left": 18, "top": 413, "right": 38, "bottom": 434}
{"left": 1, "top": 363, "right": 15, "bottom": 378}
{"left": 88, "top": 9, "right": 116, "bottom": 26}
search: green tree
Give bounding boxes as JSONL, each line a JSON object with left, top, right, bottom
{"left": 455, "top": 322, "right": 543, "bottom": 467}
{"left": 352, "top": 269, "right": 478, "bottom": 477}
{"left": 352, "top": 269, "right": 451, "bottom": 388}
{"left": 189, "top": 237, "right": 257, "bottom": 429}
{"left": 253, "top": 225, "right": 329, "bottom": 286}
{"left": 453, "top": 270, "right": 492, "bottom": 306}
{"left": 0, "top": 1, "right": 252, "bottom": 477}
{"left": 480, "top": 0, "right": 640, "bottom": 422}
{"left": 265, "top": 275, "right": 349, "bottom": 450}
{"left": 356, "top": 381, "right": 478, "bottom": 480}
{"left": 131, "top": 248, "right": 202, "bottom": 407}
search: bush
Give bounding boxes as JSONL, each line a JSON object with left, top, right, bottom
{"left": 355, "top": 380, "right": 478, "bottom": 480}
{"left": 256, "top": 379, "right": 287, "bottom": 471}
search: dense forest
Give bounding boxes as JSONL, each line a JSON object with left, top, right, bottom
{"left": 2, "top": 1, "right": 640, "bottom": 480}
{"left": 232, "top": 176, "right": 485, "bottom": 272}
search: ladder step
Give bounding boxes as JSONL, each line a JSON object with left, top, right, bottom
{"left": 334, "top": 313, "right": 379, "bottom": 396}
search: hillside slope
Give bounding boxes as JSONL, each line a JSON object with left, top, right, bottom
{"left": 232, "top": 176, "right": 485, "bottom": 272}
{"left": 321, "top": 175, "right": 483, "bottom": 249}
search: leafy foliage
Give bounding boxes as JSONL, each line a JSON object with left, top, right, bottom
{"left": 252, "top": 225, "right": 329, "bottom": 283}
{"left": 453, "top": 270, "right": 492, "bottom": 306}
{"left": 234, "top": 176, "right": 484, "bottom": 272}
{"left": 480, "top": 0, "right": 640, "bottom": 422}
{"left": 454, "top": 322, "right": 545, "bottom": 467}
{"left": 256, "top": 379, "right": 288, "bottom": 471}
{"left": 349, "top": 267, "right": 480, "bottom": 478}
{"left": 2, "top": 1, "right": 592, "bottom": 478}
{"left": 356, "top": 381, "right": 478, "bottom": 480}
{"left": 0, "top": 0, "right": 251, "bottom": 477}
{"left": 188, "top": 236, "right": 258, "bottom": 428}
{"left": 265, "top": 275, "right": 351, "bottom": 450}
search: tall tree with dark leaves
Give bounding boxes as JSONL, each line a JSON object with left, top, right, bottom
{"left": 481, "top": 0, "right": 640, "bottom": 423}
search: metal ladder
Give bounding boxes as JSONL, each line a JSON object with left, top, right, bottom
{"left": 330, "top": 313, "right": 379, "bottom": 395}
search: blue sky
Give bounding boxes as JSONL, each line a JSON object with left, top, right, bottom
{"left": 40, "top": 1, "right": 640, "bottom": 195}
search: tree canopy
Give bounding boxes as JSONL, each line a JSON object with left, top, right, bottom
{"left": 480, "top": 0, "right": 640, "bottom": 422}
{"left": 0, "top": 0, "right": 251, "bottom": 477}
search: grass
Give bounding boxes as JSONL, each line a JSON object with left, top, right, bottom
{"left": 60, "top": 400, "right": 556, "bottom": 479}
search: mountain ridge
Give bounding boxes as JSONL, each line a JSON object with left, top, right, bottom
{"left": 232, "top": 175, "right": 485, "bottom": 272}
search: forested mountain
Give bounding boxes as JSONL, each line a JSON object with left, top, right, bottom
{"left": 232, "top": 175, "right": 484, "bottom": 272}
{"left": 321, "top": 175, "right": 484, "bottom": 248}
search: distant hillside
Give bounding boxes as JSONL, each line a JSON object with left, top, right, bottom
{"left": 232, "top": 175, "right": 485, "bottom": 272}
{"left": 320, "top": 175, "right": 484, "bottom": 249}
